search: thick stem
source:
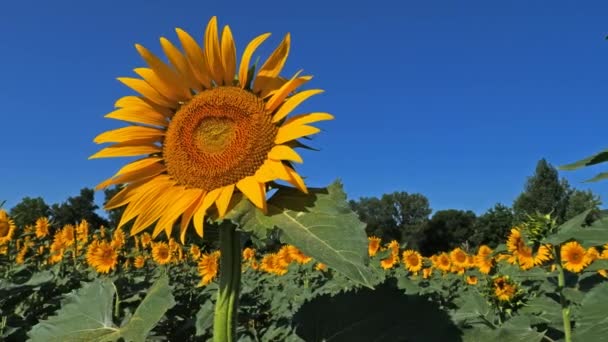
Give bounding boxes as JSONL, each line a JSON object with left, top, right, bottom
{"left": 213, "top": 224, "right": 242, "bottom": 342}
{"left": 555, "top": 248, "right": 572, "bottom": 342}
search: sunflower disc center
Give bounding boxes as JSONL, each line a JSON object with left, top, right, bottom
{"left": 0, "top": 221, "right": 8, "bottom": 237}
{"left": 164, "top": 87, "right": 277, "bottom": 191}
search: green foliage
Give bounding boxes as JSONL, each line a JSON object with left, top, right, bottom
{"left": 559, "top": 148, "right": 608, "bottom": 182}
{"left": 544, "top": 209, "right": 608, "bottom": 247}
{"left": 349, "top": 191, "right": 431, "bottom": 244}
{"left": 571, "top": 282, "right": 608, "bottom": 340}
{"left": 293, "top": 282, "right": 462, "bottom": 342}
{"left": 10, "top": 196, "right": 50, "bottom": 228}
{"left": 418, "top": 209, "right": 477, "bottom": 255}
{"left": 28, "top": 275, "right": 175, "bottom": 342}
{"left": 470, "top": 203, "right": 514, "bottom": 247}
{"left": 51, "top": 188, "right": 108, "bottom": 228}
{"left": 229, "top": 181, "right": 374, "bottom": 288}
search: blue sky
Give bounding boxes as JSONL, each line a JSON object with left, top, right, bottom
{"left": 1, "top": 0, "right": 608, "bottom": 216}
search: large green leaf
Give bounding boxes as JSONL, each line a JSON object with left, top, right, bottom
{"left": 293, "top": 283, "right": 462, "bottom": 342}
{"left": 572, "top": 282, "right": 608, "bottom": 341}
{"left": 544, "top": 209, "right": 608, "bottom": 246}
{"left": 462, "top": 316, "right": 545, "bottom": 342}
{"left": 519, "top": 295, "right": 563, "bottom": 329}
{"left": 230, "top": 181, "right": 374, "bottom": 288}
{"left": 28, "top": 279, "right": 117, "bottom": 342}
{"left": 451, "top": 288, "right": 494, "bottom": 326}
{"left": 559, "top": 149, "right": 608, "bottom": 170}
{"left": 28, "top": 275, "right": 174, "bottom": 342}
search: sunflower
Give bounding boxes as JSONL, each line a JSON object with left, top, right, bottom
{"left": 493, "top": 276, "right": 517, "bottom": 302}
{"left": 86, "top": 240, "right": 119, "bottom": 274}
{"left": 516, "top": 246, "right": 535, "bottom": 270}
{"left": 35, "top": 217, "right": 50, "bottom": 239}
{"left": 533, "top": 244, "right": 553, "bottom": 266}
{"left": 368, "top": 236, "right": 381, "bottom": 257}
{"left": 450, "top": 247, "right": 468, "bottom": 267}
{"left": 584, "top": 246, "right": 600, "bottom": 264}
{"left": 76, "top": 219, "right": 89, "bottom": 243}
{"left": 140, "top": 232, "right": 152, "bottom": 248}
{"left": 242, "top": 247, "right": 256, "bottom": 261}
{"left": 111, "top": 227, "right": 126, "bottom": 249}
{"left": 402, "top": 250, "right": 423, "bottom": 273}
{"left": 0, "top": 210, "right": 16, "bottom": 245}
{"left": 506, "top": 227, "right": 524, "bottom": 253}
{"left": 315, "top": 262, "right": 327, "bottom": 272}
{"left": 560, "top": 241, "right": 589, "bottom": 273}
{"left": 134, "top": 255, "right": 146, "bottom": 269}
{"left": 286, "top": 245, "right": 311, "bottom": 264}
{"left": 62, "top": 225, "right": 75, "bottom": 247}
{"left": 475, "top": 245, "right": 493, "bottom": 274}
{"left": 434, "top": 252, "right": 451, "bottom": 272}
{"left": 151, "top": 241, "right": 172, "bottom": 265}
{"left": 466, "top": 276, "right": 478, "bottom": 285}
{"left": 91, "top": 16, "right": 332, "bottom": 243}
{"left": 260, "top": 253, "right": 288, "bottom": 275}
{"left": 422, "top": 267, "right": 433, "bottom": 279}
{"left": 198, "top": 251, "right": 221, "bottom": 286}
{"left": 191, "top": 244, "right": 202, "bottom": 261}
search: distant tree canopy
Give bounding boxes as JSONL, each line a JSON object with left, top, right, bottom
{"left": 470, "top": 203, "right": 514, "bottom": 248}
{"left": 349, "top": 192, "right": 431, "bottom": 244}
{"left": 50, "top": 188, "right": 108, "bottom": 228}
{"left": 10, "top": 197, "right": 51, "bottom": 228}
{"left": 417, "top": 209, "right": 477, "bottom": 255}
{"left": 513, "top": 158, "right": 601, "bottom": 224}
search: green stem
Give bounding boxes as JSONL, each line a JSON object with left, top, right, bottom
{"left": 213, "top": 224, "right": 242, "bottom": 342}
{"left": 555, "top": 248, "right": 572, "bottom": 342}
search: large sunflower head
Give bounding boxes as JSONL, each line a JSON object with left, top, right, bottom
{"left": 91, "top": 17, "right": 332, "bottom": 243}
{"left": 560, "top": 241, "right": 589, "bottom": 273}
{"left": 0, "top": 210, "right": 16, "bottom": 245}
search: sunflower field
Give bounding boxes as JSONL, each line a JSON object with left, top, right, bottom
{"left": 2, "top": 15, "right": 608, "bottom": 342}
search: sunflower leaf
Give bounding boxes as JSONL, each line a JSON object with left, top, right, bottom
{"left": 544, "top": 209, "right": 608, "bottom": 247}
{"left": 28, "top": 275, "right": 174, "bottom": 342}
{"left": 266, "top": 180, "right": 375, "bottom": 288}
{"left": 572, "top": 282, "right": 608, "bottom": 341}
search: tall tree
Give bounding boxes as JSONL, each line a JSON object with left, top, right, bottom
{"left": 350, "top": 192, "right": 432, "bottom": 244}
{"left": 470, "top": 203, "right": 514, "bottom": 247}
{"left": 513, "top": 159, "right": 570, "bottom": 223}
{"left": 417, "top": 209, "right": 477, "bottom": 255}
{"left": 9, "top": 197, "right": 51, "bottom": 228}
{"left": 564, "top": 189, "right": 602, "bottom": 221}
{"left": 51, "top": 188, "right": 108, "bottom": 228}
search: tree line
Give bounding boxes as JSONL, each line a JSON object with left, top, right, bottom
{"left": 4, "top": 158, "right": 601, "bottom": 256}
{"left": 350, "top": 158, "right": 601, "bottom": 255}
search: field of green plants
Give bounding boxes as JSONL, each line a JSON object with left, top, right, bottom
{"left": 2, "top": 181, "right": 608, "bottom": 341}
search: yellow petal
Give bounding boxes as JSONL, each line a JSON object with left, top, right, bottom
{"left": 109, "top": 157, "right": 163, "bottom": 178}
{"left": 94, "top": 126, "right": 165, "bottom": 144}
{"left": 259, "top": 76, "right": 288, "bottom": 98}
{"left": 130, "top": 183, "right": 180, "bottom": 236}
{"left": 105, "top": 183, "right": 141, "bottom": 210}
{"left": 180, "top": 194, "right": 204, "bottom": 244}
{"left": 275, "top": 124, "right": 321, "bottom": 144}
{"left": 119, "top": 179, "right": 173, "bottom": 229}
{"left": 238, "top": 33, "right": 271, "bottom": 88}
{"left": 204, "top": 16, "right": 224, "bottom": 83}
{"left": 285, "top": 166, "right": 308, "bottom": 193}
{"left": 155, "top": 188, "right": 202, "bottom": 239}
{"left": 193, "top": 188, "right": 222, "bottom": 237}
{"left": 114, "top": 95, "right": 173, "bottom": 117}
{"left": 160, "top": 37, "right": 202, "bottom": 91}
{"left": 117, "top": 77, "right": 176, "bottom": 109}
{"left": 95, "top": 161, "right": 165, "bottom": 190}
{"left": 133, "top": 68, "right": 185, "bottom": 104}
{"left": 253, "top": 33, "right": 290, "bottom": 93}
{"left": 135, "top": 44, "right": 191, "bottom": 101}
{"left": 215, "top": 185, "right": 235, "bottom": 218}
{"left": 220, "top": 25, "right": 236, "bottom": 85}
{"left": 268, "top": 145, "right": 303, "bottom": 163}
{"left": 265, "top": 71, "right": 312, "bottom": 112}
{"left": 253, "top": 159, "right": 276, "bottom": 183}
{"left": 176, "top": 28, "right": 212, "bottom": 88}
{"left": 272, "top": 89, "right": 324, "bottom": 123}
{"left": 104, "top": 107, "right": 167, "bottom": 128}
{"left": 150, "top": 186, "right": 185, "bottom": 238}
{"left": 236, "top": 177, "right": 267, "bottom": 212}
{"left": 89, "top": 141, "right": 161, "bottom": 159}
{"left": 284, "top": 112, "right": 334, "bottom": 126}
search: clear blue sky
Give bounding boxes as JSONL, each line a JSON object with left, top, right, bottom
{"left": 1, "top": 0, "right": 608, "bottom": 216}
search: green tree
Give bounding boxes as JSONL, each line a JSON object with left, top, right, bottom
{"left": 9, "top": 197, "right": 51, "bottom": 228}
{"left": 51, "top": 188, "right": 108, "bottom": 228}
{"left": 470, "top": 203, "right": 514, "bottom": 247}
{"left": 513, "top": 159, "right": 568, "bottom": 223}
{"left": 417, "top": 209, "right": 477, "bottom": 255}
{"left": 349, "top": 192, "right": 431, "bottom": 244}
{"left": 564, "top": 189, "right": 601, "bottom": 221}
{"left": 514, "top": 158, "right": 602, "bottom": 224}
